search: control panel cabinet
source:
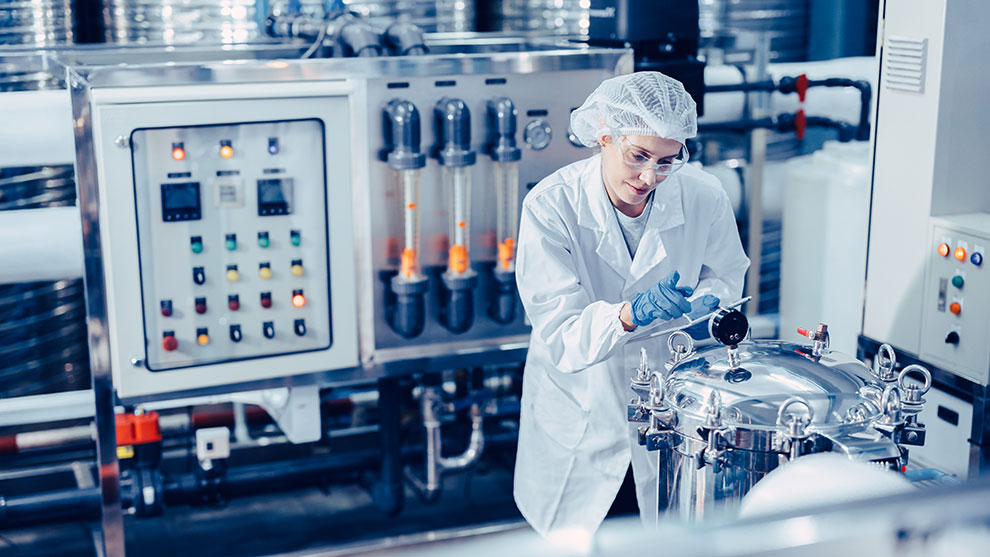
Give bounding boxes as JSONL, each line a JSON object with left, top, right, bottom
{"left": 921, "top": 215, "right": 990, "bottom": 385}
{"left": 91, "top": 87, "right": 358, "bottom": 399}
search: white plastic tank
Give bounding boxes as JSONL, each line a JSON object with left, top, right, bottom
{"left": 779, "top": 140, "right": 871, "bottom": 354}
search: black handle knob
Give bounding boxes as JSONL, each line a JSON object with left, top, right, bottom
{"left": 945, "top": 331, "right": 960, "bottom": 345}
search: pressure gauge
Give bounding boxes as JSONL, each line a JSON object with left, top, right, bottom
{"left": 524, "top": 119, "right": 552, "bottom": 150}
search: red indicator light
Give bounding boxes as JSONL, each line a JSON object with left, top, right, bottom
{"left": 172, "top": 147, "right": 185, "bottom": 161}
{"left": 950, "top": 302, "right": 962, "bottom": 315}
{"left": 292, "top": 293, "right": 306, "bottom": 308}
{"left": 937, "top": 243, "right": 950, "bottom": 257}
{"left": 162, "top": 335, "right": 178, "bottom": 352}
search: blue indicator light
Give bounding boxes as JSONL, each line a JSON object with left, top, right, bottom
{"left": 972, "top": 252, "right": 984, "bottom": 266}
{"left": 268, "top": 137, "right": 279, "bottom": 155}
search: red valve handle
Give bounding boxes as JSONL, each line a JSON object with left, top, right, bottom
{"left": 796, "top": 74, "right": 809, "bottom": 103}
{"left": 795, "top": 109, "right": 807, "bottom": 141}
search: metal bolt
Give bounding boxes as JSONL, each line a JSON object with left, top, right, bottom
{"left": 131, "top": 357, "right": 144, "bottom": 367}
{"left": 114, "top": 136, "right": 129, "bottom": 148}
{"left": 907, "top": 431, "right": 919, "bottom": 443}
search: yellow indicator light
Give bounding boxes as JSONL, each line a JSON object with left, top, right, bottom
{"left": 291, "top": 264, "right": 304, "bottom": 277}
{"left": 292, "top": 294, "right": 306, "bottom": 308}
{"left": 220, "top": 144, "right": 234, "bottom": 159}
{"left": 197, "top": 333, "right": 210, "bottom": 346}
{"left": 226, "top": 269, "right": 239, "bottom": 282}
{"left": 259, "top": 267, "right": 273, "bottom": 280}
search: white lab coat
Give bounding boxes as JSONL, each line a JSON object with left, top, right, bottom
{"left": 513, "top": 154, "right": 749, "bottom": 537}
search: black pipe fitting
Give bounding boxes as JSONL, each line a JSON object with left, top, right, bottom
{"left": 337, "top": 19, "right": 383, "bottom": 57}
{"left": 485, "top": 98, "right": 521, "bottom": 163}
{"left": 383, "top": 22, "right": 427, "bottom": 56}
{"left": 489, "top": 268, "right": 517, "bottom": 324}
{"left": 390, "top": 277, "right": 429, "bottom": 338}
{"left": 440, "top": 273, "right": 479, "bottom": 333}
{"left": 434, "top": 98, "right": 476, "bottom": 167}
{"left": 383, "top": 99, "right": 428, "bottom": 171}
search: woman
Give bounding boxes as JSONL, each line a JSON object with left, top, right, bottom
{"left": 513, "top": 71, "right": 750, "bottom": 537}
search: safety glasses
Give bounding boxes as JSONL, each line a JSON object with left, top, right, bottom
{"left": 614, "top": 135, "right": 688, "bottom": 176}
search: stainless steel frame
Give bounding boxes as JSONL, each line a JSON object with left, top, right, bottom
{"left": 66, "top": 62, "right": 125, "bottom": 556}
{"left": 51, "top": 40, "right": 631, "bottom": 553}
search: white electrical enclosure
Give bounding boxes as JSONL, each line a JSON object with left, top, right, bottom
{"left": 90, "top": 83, "right": 358, "bottom": 399}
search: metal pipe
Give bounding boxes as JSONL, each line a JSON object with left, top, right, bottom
{"left": 404, "top": 387, "right": 486, "bottom": 502}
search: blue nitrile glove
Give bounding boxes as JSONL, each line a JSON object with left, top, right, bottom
{"left": 685, "top": 295, "right": 721, "bottom": 339}
{"left": 630, "top": 271, "right": 694, "bottom": 327}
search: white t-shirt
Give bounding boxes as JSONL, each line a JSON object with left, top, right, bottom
{"left": 613, "top": 195, "right": 652, "bottom": 258}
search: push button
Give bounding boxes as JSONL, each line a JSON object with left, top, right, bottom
{"left": 162, "top": 331, "right": 178, "bottom": 352}
{"left": 226, "top": 265, "right": 240, "bottom": 282}
{"left": 259, "top": 262, "right": 272, "bottom": 280}
{"left": 196, "top": 327, "right": 210, "bottom": 346}
{"left": 290, "top": 259, "right": 304, "bottom": 277}
{"left": 230, "top": 324, "right": 242, "bottom": 342}
{"left": 228, "top": 294, "right": 240, "bottom": 311}
{"left": 190, "top": 236, "right": 203, "bottom": 254}
{"left": 193, "top": 267, "right": 206, "bottom": 285}
{"left": 194, "top": 297, "right": 207, "bottom": 315}
{"left": 160, "top": 300, "right": 173, "bottom": 317}
{"left": 263, "top": 321, "right": 275, "bottom": 339}
{"left": 260, "top": 291, "right": 272, "bottom": 309}
{"left": 225, "top": 233, "right": 237, "bottom": 251}
{"left": 294, "top": 319, "right": 306, "bottom": 336}
{"left": 291, "top": 289, "right": 306, "bottom": 308}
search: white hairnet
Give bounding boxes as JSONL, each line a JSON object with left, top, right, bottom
{"left": 570, "top": 71, "right": 698, "bottom": 147}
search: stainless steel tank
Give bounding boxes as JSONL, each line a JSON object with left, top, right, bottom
{"left": 629, "top": 312, "right": 932, "bottom": 520}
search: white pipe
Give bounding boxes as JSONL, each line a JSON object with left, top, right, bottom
{"left": 0, "top": 206, "right": 84, "bottom": 284}
{"left": 0, "top": 90, "right": 75, "bottom": 168}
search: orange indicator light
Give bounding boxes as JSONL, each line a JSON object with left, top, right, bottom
{"left": 950, "top": 301, "right": 962, "bottom": 315}
{"left": 954, "top": 246, "right": 967, "bottom": 261}
{"left": 938, "top": 243, "right": 950, "bottom": 257}
{"left": 292, "top": 294, "right": 306, "bottom": 308}
{"left": 171, "top": 147, "right": 185, "bottom": 161}
{"left": 220, "top": 144, "right": 234, "bottom": 159}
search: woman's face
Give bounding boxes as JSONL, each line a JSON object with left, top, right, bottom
{"left": 599, "top": 134, "right": 684, "bottom": 215}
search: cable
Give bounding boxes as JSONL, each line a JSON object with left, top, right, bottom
{"left": 301, "top": 19, "right": 330, "bottom": 59}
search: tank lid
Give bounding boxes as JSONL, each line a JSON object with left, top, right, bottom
{"left": 667, "top": 341, "right": 882, "bottom": 432}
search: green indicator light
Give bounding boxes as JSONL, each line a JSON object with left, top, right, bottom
{"left": 952, "top": 275, "right": 964, "bottom": 289}
{"left": 290, "top": 231, "right": 301, "bottom": 246}
{"left": 191, "top": 241, "right": 203, "bottom": 254}
{"left": 259, "top": 237, "right": 270, "bottom": 248}
{"left": 226, "top": 239, "right": 237, "bottom": 251}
